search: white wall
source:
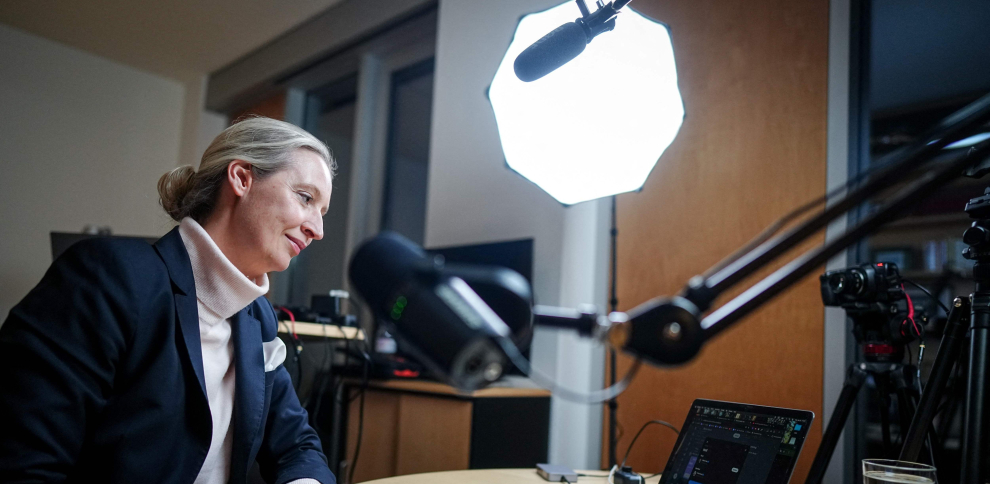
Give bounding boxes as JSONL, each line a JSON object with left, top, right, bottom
{"left": 429, "top": 0, "right": 608, "bottom": 470}
{"left": 0, "top": 23, "right": 185, "bottom": 320}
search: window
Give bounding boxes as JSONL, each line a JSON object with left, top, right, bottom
{"left": 380, "top": 58, "right": 434, "bottom": 244}
{"left": 269, "top": 10, "right": 437, "bottom": 308}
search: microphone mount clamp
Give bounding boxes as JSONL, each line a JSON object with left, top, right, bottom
{"left": 572, "top": 0, "right": 633, "bottom": 43}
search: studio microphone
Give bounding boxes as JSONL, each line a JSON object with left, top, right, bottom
{"left": 348, "top": 232, "right": 531, "bottom": 390}
{"left": 513, "top": 0, "right": 633, "bottom": 82}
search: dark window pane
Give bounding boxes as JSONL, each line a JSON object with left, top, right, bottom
{"left": 282, "top": 75, "right": 357, "bottom": 306}
{"left": 381, "top": 58, "right": 434, "bottom": 244}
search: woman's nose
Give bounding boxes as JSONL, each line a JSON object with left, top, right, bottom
{"left": 302, "top": 216, "right": 324, "bottom": 241}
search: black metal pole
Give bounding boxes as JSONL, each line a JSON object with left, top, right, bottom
{"left": 962, "top": 290, "right": 990, "bottom": 484}
{"left": 700, "top": 93, "right": 990, "bottom": 302}
{"left": 702, "top": 140, "right": 990, "bottom": 338}
{"left": 900, "top": 297, "right": 970, "bottom": 462}
{"left": 608, "top": 195, "right": 619, "bottom": 469}
{"left": 805, "top": 365, "right": 868, "bottom": 484}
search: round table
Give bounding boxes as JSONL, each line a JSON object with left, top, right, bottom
{"left": 361, "top": 468, "right": 663, "bottom": 484}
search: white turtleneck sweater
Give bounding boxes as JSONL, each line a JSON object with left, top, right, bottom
{"left": 179, "top": 218, "right": 319, "bottom": 484}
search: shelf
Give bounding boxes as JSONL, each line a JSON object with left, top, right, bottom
{"left": 277, "top": 321, "right": 364, "bottom": 340}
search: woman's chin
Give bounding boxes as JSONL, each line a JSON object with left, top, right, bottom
{"left": 273, "top": 259, "right": 292, "bottom": 273}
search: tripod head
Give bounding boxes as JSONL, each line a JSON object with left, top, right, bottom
{"left": 963, "top": 187, "right": 990, "bottom": 290}
{"left": 821, "top": 262, "right": 925, "bottom": 362}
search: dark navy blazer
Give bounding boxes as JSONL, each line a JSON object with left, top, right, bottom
{"left": 0, "top": 228, "right": 335, "bottom": 484}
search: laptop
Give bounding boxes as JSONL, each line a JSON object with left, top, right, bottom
{"left": 658, "top": 399, "right": 814, "bottom": 484}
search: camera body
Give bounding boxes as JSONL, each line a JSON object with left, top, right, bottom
{"left": 820, "top": 262, "right": 904, "bottom": 309}
{"left": 820, "top": 262, "right": 921, "bottom": 360}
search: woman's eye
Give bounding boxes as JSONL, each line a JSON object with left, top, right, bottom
{"left": 298, "top": 192, "right": 313, "bottom": 203}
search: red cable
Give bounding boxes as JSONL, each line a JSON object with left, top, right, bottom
{"left": 901, "top": 284, "right": 921, "bottom": 337}
{"left": 278, "top": 306, "right": 298, "bottom": 338}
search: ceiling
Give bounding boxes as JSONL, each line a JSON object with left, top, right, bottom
{"left": 0, "top": 0, "right": 346, "bottom": 81}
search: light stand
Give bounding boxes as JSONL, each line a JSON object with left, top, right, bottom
{"left": 608, "top": 195, "right": 619, "bottom": 469}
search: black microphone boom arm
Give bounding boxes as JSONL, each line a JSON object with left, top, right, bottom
{"left": 534, "top": 92, "right": 990, "bottom": 367}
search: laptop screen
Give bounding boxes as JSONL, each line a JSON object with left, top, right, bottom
{"left": 659, "top": 399, "right": 814, "bottom": 484}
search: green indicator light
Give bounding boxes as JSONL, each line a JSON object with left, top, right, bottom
{"left": 396, "top": 296, "right": 407, "bottom": 307}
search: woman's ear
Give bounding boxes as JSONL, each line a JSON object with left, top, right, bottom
{"left": 227, "top": 160, "right": 253, "bottom": 197}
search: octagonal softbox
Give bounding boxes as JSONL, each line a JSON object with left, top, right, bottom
{"left": 489, "top": 2, "right": 684, "bottom": 205}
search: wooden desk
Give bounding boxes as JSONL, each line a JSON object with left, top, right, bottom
{"left": 357, "top": 378, "right": 551, "bottom": 398}
{"left": 333, "top": 381, "right": 552, "bottom": 483}
{"left": 362, "top": 468, "right": 662, "bottom": 484}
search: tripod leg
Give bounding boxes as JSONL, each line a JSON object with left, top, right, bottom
{"left": 962, "top": 295, "right": 990, "bottom": 484}
{"left": 891, "top": 370, "right": 941, "bottom": 469}
{"left": 894, "top": 380, "right": 914, "bottom": 446}
{"left": 937, "top": 351, "right": 966, "bottom": 443}
{"left": 805, "top": 364, "right": 868, "bottom": 484}
{"left": 900, "top": 296, "right": 969, "bottom": 462}
{"left": 878, "top": 376, "right": 893, "bottom": 456}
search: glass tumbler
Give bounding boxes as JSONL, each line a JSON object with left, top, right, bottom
{"left": 862, "top": 459, "right": 937, "bottom": 484}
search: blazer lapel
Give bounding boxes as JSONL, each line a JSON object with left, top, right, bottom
{"left": 231, "top": 306, "right": 266, "bottom": 482}
{"left": 153, "top": 228, "right": 208, "bottom": 401}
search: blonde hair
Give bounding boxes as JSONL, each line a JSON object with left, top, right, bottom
{"left": 158, "top": 117, "right": 335, "bottom": 222}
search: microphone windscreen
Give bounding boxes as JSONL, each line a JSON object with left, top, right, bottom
{"left": 513, "top": 21, "right": 587, "bottom": 82}
{"left": 348, "top": 231, "right": 427, "bottom": 312}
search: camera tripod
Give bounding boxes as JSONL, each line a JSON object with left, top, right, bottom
{"left": 899, "top": 187, "right": 990, "bottom": 484}
{"left": 805, "top": 310, "right": 934, "bottom": 484}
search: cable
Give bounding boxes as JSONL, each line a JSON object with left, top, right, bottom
{"left": 900, "top": 284, "right": 923, "bottom": 339}
{"left": 348, "top": 343, "right": 371, "bottom": 484}
{"left": 278, "top": 316, "right": 304, "bottom": 392}
{"left": 902, "top": 278, "right": 951, "bottom": 316}
{"left": 898, "top": 283, "right": 927, "bottom": 376}
{"left": 495, "top": 336, "right": 642, "bottom": 404}
{"left": 308, "top": 321, "right": 335, "bottom": 428}
{"left": 345, "top": 341, "right": 373, "bottom": 404}
{"left": 619, "top": 420, "right": 679, "bottom": 469}
{"left": 332, "top": 338, "right": 356, "bottom": 404}
{"left": 278, "top": 306, "right": 298, "bottom": 339}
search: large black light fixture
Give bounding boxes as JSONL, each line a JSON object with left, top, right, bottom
{"left": 488, "top": 1, "right": 684, "bottom": 205}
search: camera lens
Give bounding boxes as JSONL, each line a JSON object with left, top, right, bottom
{"left": 829, "top": 274, "right": 847, "bottom": 294}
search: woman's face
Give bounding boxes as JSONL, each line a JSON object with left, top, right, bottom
{"left": 227, "top": 148, "right": 333, "bottom": 278}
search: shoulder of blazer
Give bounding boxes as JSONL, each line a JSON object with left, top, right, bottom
{"left": 42, "top": 236, "right": 173, "bottom": 341}
{"left": 57, "top": 236, "right": 170, "bottom": 293}
{"left": 152, "top": 227, "right": 195, "bottom": 296}
{"left": 250, "top": 297, "right": 279, "bottom": 342}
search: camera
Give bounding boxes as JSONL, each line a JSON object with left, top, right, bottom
{"left": 820, "top": 262, "right": 904, "bottom": 309}
{"left": 820, "top": 262, "right": 925, "bottom": 357}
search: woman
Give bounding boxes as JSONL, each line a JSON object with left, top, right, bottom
{"left": 0, "top": 117, "right": 337, "bottom": 484}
